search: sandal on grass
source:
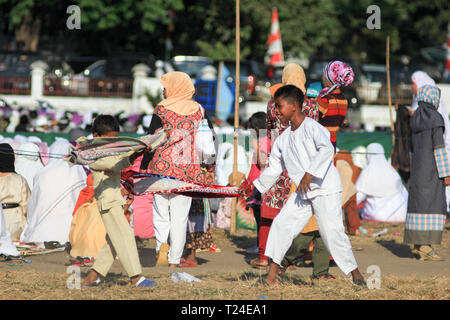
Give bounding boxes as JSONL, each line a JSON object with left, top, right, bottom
{"left": 417, "top": 249, "right": 444, "bottom": 261}
{"left": 83, "top": 278, "right": 103, "bottom": 287}
{"left": 250, "top": 258, "right": 268, "bottom": 269}
{"left": 177, "top": 258, "right": 197, "bottom": 268}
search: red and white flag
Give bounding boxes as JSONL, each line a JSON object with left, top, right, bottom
{"left": 267, "top": 7, "right": 284, "bottom": 66}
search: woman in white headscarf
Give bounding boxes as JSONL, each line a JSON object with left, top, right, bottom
{"left": 20, "top": 139, "right": 87, "bottom": 245}
{"left": 411, "top": 71, "right": 450, "bottom": 211}
{"left": 14, "top": 142, "right": 44, "bottom": 192}
{"left": 355, "top": 143, "right": 408, "bottom": 222}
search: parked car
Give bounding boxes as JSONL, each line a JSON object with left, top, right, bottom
{"left": 217, "top": 60, "right": 268, "bottom": 101}
{"left": 171, "top": 55, "right": 213, "bottom": 80}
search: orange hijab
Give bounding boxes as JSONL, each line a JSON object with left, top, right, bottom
{"left": 282, "top": 63, "right": 306, "bottom": 94}
{"left": 72, "top": 173, "right": 94, "bottom": 216}
{"left": 159, "top": 71, "right": 200, "bottom": 115}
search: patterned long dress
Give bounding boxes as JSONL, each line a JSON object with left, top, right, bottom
{"left": 147, "top": 104, "right": 204, "bottom": 184}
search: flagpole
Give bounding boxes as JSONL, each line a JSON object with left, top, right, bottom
{"left": 386, "top": 36, "right": 395, "bottom": 147}
{"left": 230, "top": 0, "right": 240, "bottom": 235}
{"left": 215, "top": 61, "right": 224, "bottom": 120}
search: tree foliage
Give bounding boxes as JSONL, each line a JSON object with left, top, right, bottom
{"left": 0, "top": 0, "right": 448, "bottom": 65}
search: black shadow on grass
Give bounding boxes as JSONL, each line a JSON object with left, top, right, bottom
{"left": 224, "top": 271, "right": 310, "bottom": 287}
{"left": 79, "top": 271, "right": 129, "bottom": 287}
{"left": 375, "top": 239, "right": 416, "bottom": 258}
{"left": 138, "top": 248, "right": 210, "bottom": 267}
{"left": 224, "top": 230, "right": 257, "bottom": 250}
{"left": 138, "top": 248, "right": 157, "bottom": 267}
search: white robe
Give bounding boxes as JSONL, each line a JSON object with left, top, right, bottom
{"left": 0, "top": 205, "right": 20, "bottom": 256}
{"left": 254, "top": 117, "right": 342, "bottom": 199}
{"left": 14, "top": 142, "right": 44, "bottom": 192}
{"left": 254, "top": 118, "right": 357, "bottom": 275}
{"left": 355, "top": 143, "right": 408, "bottom": 222}
{"left": 20, "top": 140, "right": 87, "bottom": 244}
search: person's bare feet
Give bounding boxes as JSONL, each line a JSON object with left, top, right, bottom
{"left": 265, "top": 262, "right": 281, "bottom": 286}
{"left": 169, "top": 264, "right": 177, "bottom": 268}
{"left": 130, "top": 275, "right": 142, "bottom": 285}
{"left": 351, "top": 268, "right": 366, "bottom": 287}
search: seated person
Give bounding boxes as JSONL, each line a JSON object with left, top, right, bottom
{"left": 355, "top": 143, "right": 408, "bottom": 222}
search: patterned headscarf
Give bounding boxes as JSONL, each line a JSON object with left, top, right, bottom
{"left": 417, "top": 84, "right": 441, "bottom": 109}
{"left": 320, "top": 60, "right": 354, "bottom": 97}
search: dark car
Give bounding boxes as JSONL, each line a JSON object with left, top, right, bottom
{"left": 171, "top": 55, "right": 213, "bottom": 80}
{"left": 306, "top": 57, "right": 363, "bottom": 109}
{"left": 218, "top": 60, "right": 267, "bottom": 101}
{"left": 78, "top": 54, "right": 156, "bottom": 79}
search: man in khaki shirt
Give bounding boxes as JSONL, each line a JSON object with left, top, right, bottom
{"left": 83, "top": 115, "right": 155, "bottom": 287}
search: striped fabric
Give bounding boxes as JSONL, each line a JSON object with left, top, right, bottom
{"left": 433, "top": 147, "right": 450, "bottom": 178}
{"left": 318, "top": 89, "right": 348, "bottom": 142}
{"left": 405, "top": 213, "right": 446, "bottom": 231}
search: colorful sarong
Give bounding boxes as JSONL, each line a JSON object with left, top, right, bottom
{"left": 122, "top": 173, "right": 239, "bottom": 198}
{"left": 64, "top": 131, "right": 168, "bottom": 166}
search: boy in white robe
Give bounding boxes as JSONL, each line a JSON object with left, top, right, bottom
{"left": 252, "top": 85, "right": 366, "bottom": 286}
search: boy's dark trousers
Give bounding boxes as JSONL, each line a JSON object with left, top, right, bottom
{"left": 281, "top": 231, "right": 330, "bottom": 277}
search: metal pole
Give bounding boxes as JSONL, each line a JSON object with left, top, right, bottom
{"left": 215, "top": 61, "right": 224, "bottom": 120}
{"left": 230, "top": 0, "right": 240, "bottom": 235}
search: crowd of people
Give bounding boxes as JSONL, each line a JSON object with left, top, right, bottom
{"left": 0, "top": 64, "right": 448, "bottom": 288}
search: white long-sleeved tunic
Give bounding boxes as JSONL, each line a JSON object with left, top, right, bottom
{"left": 254, "top": 117, "right": 342, "bottom": 200}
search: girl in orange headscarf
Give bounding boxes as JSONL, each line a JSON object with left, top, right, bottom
{"left": 141, "top": 71, "right": 214, "bottom": 268}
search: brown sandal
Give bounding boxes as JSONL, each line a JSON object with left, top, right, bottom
{"left": 417, "top": 249, "right": 444, "bottom": 261}
{"left": 250, "top": 258, "right": 268, "bottom": 269}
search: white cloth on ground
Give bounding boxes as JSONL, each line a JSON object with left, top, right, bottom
{"left": 356, "top": 188, "right": 408, "bottom": 222}
{"left": 0, "top": 205, "right": 21, "bottom": 256}
{"left": 20, "top": 139, "right": 87, "bottom": 244}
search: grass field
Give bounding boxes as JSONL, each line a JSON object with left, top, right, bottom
{"left": 0, "top": 221, "right": 449, "bottom": 300}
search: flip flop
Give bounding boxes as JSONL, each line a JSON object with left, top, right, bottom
{"left": 83, "top": 278, "right": 103, "bottom": 287}
{"left": 177, "top": 258, "right": 197, "bottom": 268}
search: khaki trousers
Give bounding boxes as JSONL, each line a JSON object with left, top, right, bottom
{"left": 92, "top": 205, "right": 142, "bottom": 277}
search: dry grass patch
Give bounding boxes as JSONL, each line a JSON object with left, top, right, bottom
{"left": 0, "top": 270, "right": 448, "bottom": 300}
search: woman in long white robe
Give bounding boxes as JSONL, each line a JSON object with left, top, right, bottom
{"left": 355, "top": 143, "right": 408, "bottom": 222}
{"left": 20, "top": 139, "right": 87, "bottom": 245}
{"left": 14, "top": 142, "right": 44, "bottom": 192}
